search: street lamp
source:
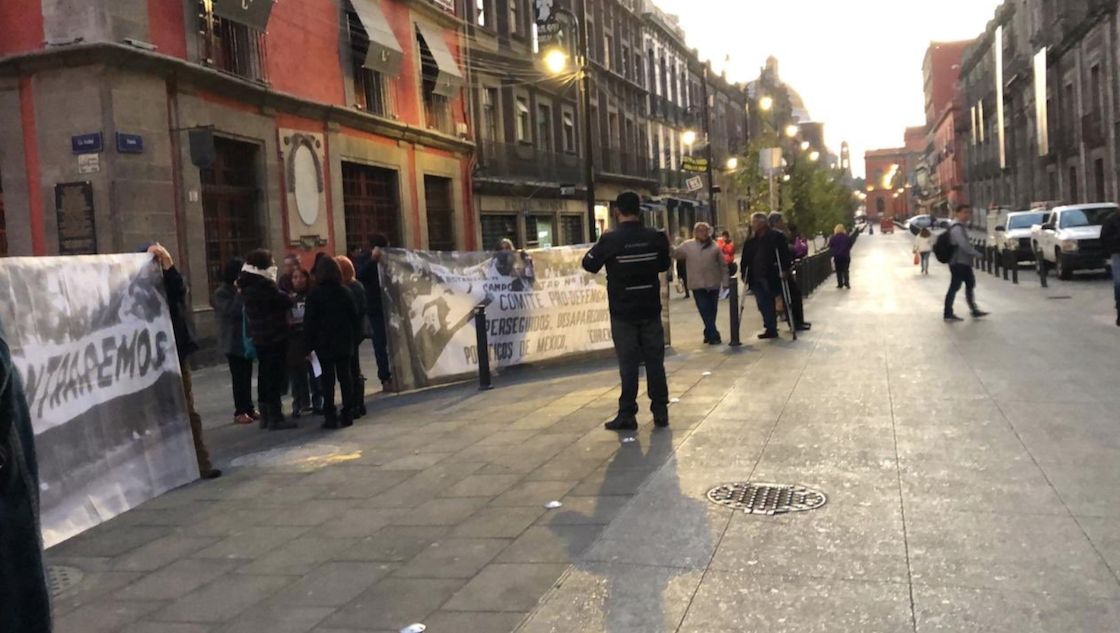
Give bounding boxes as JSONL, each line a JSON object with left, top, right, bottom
{"left": 784, "top": 124, "right": 800, "bottom": 138}
{"left": 759, "top": 95, "right": 774, "bottom": 111}
{"left": 543, "top": 49, "right": 568, "bottom": 75}
{"left": 809, "top": 150, "right": 821, "bottom": 162}
{"left": 681, "top": 129, "right": 698, "bottom": 146}
{"left": 725, "top": 156, "right": 739, "bottom": 170}
{"left": 540, "top": 5, "right": 596, "bottom": 242}
{"left": 800, "top": 140, "right": 810, "bottom": 151}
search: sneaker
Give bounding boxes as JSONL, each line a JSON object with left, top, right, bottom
{"left": 233, "top": 413, "right": 252, "bottom": 425}
{"left": 944, "top": 314, "right": 964, "bottom": 322}
{"left": 604, "top": 416, "right": 638, "bottom": 431}
{"left": 971, "top": 310, "right": 989, "bottom": 319}
{"left": 250, "top": 409, "right": 262, "bottom": 421}
{"left": 757, "top": 330, "right": 779, "bottom": 340}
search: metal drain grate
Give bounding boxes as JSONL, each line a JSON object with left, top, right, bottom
{"left": 706, "top": 482, "right": 826, "bottom": 515}
{"left": 47, "top": 565, "right": 84, "bottom": 596}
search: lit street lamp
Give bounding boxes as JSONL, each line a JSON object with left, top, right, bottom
{"left": 800, "top": 140, "right": 810, "bottom": 151}
{"left": 543, "top": 49, "right": 567, "bottom": 75}
{"left": 759, "top": 95, "right": 774, "bottom": 111}
{"left": 785, "top": 124, "right": 800, "bottom": 138}
{"left": 809, "top": 150, "right": 821, "bottom": 162}
{"left": 681, "top": 129, "right": 698, "bottom": 146}
{"left": 725, "top": 156, "right": 739, "bottom": 170}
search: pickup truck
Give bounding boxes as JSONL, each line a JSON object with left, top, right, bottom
{"left": 1031, "top": 203, "right": 1119, "bottom": 279}
{"left": 992, "top": 209, "right": 1048, "bottom": 263}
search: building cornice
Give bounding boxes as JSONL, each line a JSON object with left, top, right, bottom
{"left": 0, "top": 42, "right": 474, "bottom": 154}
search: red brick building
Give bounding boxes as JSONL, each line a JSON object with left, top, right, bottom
{"left": 923, "top": 40, "right": 971, "bottom": 130}
{"left": 0, "top": 0, "right": 473, "bottom": 357}
{"left": 919, "top": 39, "right": 971, "bottom": 217}
{"left": 865, "top": 127, "right": 925, "bottom": 220}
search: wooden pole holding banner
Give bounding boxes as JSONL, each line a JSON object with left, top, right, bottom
{"left": 474, "top": 305, "right": 493, "bottom": 391}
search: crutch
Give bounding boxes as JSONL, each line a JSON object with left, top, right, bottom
{"left": 776, "top": 247, "right": 798, "bottom": 341}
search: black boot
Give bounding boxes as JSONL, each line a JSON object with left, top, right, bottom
{"left": 604, "top": 415, "right": 638, "bottom": 431}
{"left": 258, "top": 403, "right": 270, "bottom": 430}
{"left": 321, "top": 408, "right": 340, "bottom": 430}
{"left": 653, "top": 410, "right": 670, "bottom": 428}
{"left": 269, "top": 403, "right": 297, "bottom": 430}
{"left": 340, "top": 409, "right": 354, "bottom": 428}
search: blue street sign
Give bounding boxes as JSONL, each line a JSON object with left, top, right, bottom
{"left": 71, "top": 132, "right": 103, "bottom": 155}
{"left": 116, "top": 132, "right": 144, "bottom": 154}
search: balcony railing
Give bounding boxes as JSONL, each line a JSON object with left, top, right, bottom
{"left": 199, "top": 10, "right": 268, "bottom": 83}
{"left": 598, "top": 151, "right": 650, "bottom": 179}
{"left": 477, "top": 140, "right": 582, "bottom": 184}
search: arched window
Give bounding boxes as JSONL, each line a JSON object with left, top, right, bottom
{"left": 876, "top": 198, "right": 886, "bottom": 215}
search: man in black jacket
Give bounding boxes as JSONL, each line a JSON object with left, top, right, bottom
{"left": 145, "top": 244, "right": 221, "bottom": 478}
{"left": 582, "top": 191, "right": 672, "bottom": 431}
{"left": 1101, "top": 208, "right": 1120, "bottom": 326}
{"left": 740, "top": 213, "right": 792, "bottom": 339}
{"left": 356, "top": 234, "right": 394, "bottom": 391}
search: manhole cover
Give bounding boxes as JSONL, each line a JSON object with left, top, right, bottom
{"left": 47, "top": 565, "right": 83, "bottom": 596}
{"left": 706, "top": 482, "right": 826, "bottom": 515}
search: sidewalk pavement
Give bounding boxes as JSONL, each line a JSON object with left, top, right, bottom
{"left": 45, "top": 232, "right": 1120, "bottom": 632}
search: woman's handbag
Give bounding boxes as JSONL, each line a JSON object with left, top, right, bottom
{"left": 242, "top": 315, "right": 257, "bottom": 361}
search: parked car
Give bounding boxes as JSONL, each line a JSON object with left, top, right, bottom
{"left": 1030, "top": 203, "right": 1119, "bottom": 279}
{"left": 906, "top": 214, "right": 934, "bottom": 235}
{"left": 992, "top": 209, "right": 1048, "bottom": 263}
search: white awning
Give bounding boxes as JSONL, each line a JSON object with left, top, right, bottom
{"left": 212, "top": 0, "right": 275, "bottom": 32}
{"left": 352, "top": 0, "right": 404, "bottom": 76}
{"left": 416, "top": 22, "right": 464, "bottom": 97}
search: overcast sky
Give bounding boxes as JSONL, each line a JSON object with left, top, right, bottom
{"left": 652, "top": 0, "right": 1003, "bottom": 177}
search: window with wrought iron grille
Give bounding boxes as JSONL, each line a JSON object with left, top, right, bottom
{"left": 559, "top": 215, "right": 583, "bottom": 246}
{"left": 516, "top": 97, "right": 531, "bottom": 143}
{"left": 347, "top": 8, "right": 395, "bottom": 117}
{"left": 343, "top": 162, "right": 402, "bottom": 253}
{"left": 418, "top": 28, "right": 453, "bottom": 134}
{"left": 481, "top": 214, "right": 518, "bottom": 250}
{"left": 483, "top": 87, "right": 500, "bottom": 140}
{"left": 197, "top": 1, "right": 268, "bottom": 82}
{"left": 424, "top": 176, "right": 456, "bottom": 251}
{"left": 562, "top": 109, "right": 576, "bottom": 153}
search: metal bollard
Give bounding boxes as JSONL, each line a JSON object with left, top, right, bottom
{"left": 1012, "top": 255, "right": 1019, "bottom": 284}
{"left": 1037, "top": 251, "right": 1048, "bottom": 288}
{"left": 993, "top": 247, "right": 1001, "bottom": 276}
{"left": 474, "top": 305, "right": 493, "bottom": 391}
{"left": 1002, "top": 251, "right": 1010, "bottom": 280}
{"left": 728, "top": 263, "right": 742, "bottom": 347}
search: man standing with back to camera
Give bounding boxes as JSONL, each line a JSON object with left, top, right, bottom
{"left": 582, "top": 191, "right": 672, "bottom": 431}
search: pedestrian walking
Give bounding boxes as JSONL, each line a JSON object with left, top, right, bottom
{"left": 943, "top": 205, "right": 989, "bottom": 322}
{"left": 740, "top": 213, "right": 793, "bottom": 339}
{"left": 769, "top": 213, "right": 811, "bottom": 331}
{"left": 144, "top": 244, "right": 222, "bottom": 476}
{"left": 356, "top": 234, "right": 396, "bottom": 391}
{"left": 914, "top": 227, "right": 933, "bottom": 275}
{"left": 287, "top": 266, "right": 320, "bottom": 418}
{"left": 1101, "top": 206, "right": 1120, "bottom": 326}
{"left": 214, "top": 258, "right": 258, "bottom": 425}
{"left": 0, "top": 315, "right": 53, "bottom": 633}
{"left": 337, "top": 256, "right": 370, "bottom": 418}
{"left": 672, "top": 222, "right": 730, "bottom": 344}
{"left": 828, "top": 224, "right": 853, "bottom": 289}
{"left": 239, "top": 249, "right": 297, "bottom": 430}
{"left": 305, "top": 257, "right": 362, "bottom": 430}
{"left": 582, "top": 191, "right": 672, "bottom": 431}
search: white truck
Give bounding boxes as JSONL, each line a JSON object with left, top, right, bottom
{"left": 1030, "top": 203, "right": 1118, "bottom": 279}
{"left": 991, "top": 209, "right": 1049, "bottom": 263}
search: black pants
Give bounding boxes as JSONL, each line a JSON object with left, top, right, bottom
{"left": 255, "top": 342, "right": 287, "bottom": 413}
{"left": 787, "top": 277, "right": 806, "bottom": 327}
{"left": 226, "top": 355, "right": 255, "bottom": 416}
{"left": 350, "top": 345, "right": 365, "bottom": 410}
{"left": 834, "top": 256, "right": 851, "bottom": 287}
{"left": 369, "top": 313, "right": 392, "bottom": 383}
{"left": 320, "top": 354, "right": 355, "bottom": 417}
{"left": 611, "top": 317, "right": 669, "bottom": 418}
{"left": 290, "top": 363, "right": 312, "bottom": 411}
{"left": 945, "top": 263, "right": 978, "bottom": 316}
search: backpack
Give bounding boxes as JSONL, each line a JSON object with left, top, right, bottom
{"left": 933, "top": 228, "right": 956, "bottom": 264}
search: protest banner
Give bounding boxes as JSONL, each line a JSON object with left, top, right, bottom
{"left": 380, "top": 245, "right": 634, "bottom": 391}
{"left": 0, "top": 254, "right": 199, "bottom": 547}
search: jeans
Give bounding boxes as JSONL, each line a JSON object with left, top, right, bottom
{"left": 255, "top": 342, "right": 287, "bottom": 413}
{"left": 752, "top": 279, "right": 778, "bottom": 332}
{"left": 920, "top": 252, "right": 931, "bottom": 274}
{"left": 945, "top": 264, "right": 978, "bottom": 317}
{"left": 1112, "top": 254, "right": 1120, "bottom": 309}
{"left": 320, "top": 354, "right": 355, "bottom": 418}
{"left": 611, "top": 317, "right": 669, "bottom": 418}
{"left": 226, "top": 355, "right": 255, "bottom": 416}
{"left": 692, "top": 288, "right": 721, "bottom": 342}
{"left": 369, "top": 313, "right": 392, "bottom": 383}
{"left": 834, "top": 256, "right": 851, "bottom": 287}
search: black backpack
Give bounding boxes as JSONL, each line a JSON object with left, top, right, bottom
{"left": 933, "top": 227, "right": 956, "bottom": 264}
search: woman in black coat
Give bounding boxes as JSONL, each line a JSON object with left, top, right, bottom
{"left": 337, "top": 255, "right": 370, "bottom": 418}
{"left": 305, "top": 257, "right": 361, "bottom": 429}
{"left": 237, "top": 249, "right": 296, "bottom": 430}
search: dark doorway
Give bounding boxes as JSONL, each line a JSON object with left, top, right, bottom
{"left": 202, "top": 137, "right": 262, "bottom": 299}
{"left": 424, "top": 175, "right": 455, "bottom": 251}
{"left": 343, "top": 162, "right": 402, "bottom": 253}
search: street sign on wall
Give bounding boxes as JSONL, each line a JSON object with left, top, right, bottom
{"left": 681, "top": 156, "right": 708, "bottom": 173}
{"left": 685, "top": 176, "right": 704, "bottom": 192}
{"left": 71, "top": 133, "right": 103, "bottom": 155}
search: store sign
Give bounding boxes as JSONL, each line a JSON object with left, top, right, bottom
{"left": 681, "top": 156, "right": 708, "bottom": 173}
{"left": 55, "top": 182, "right": 97, "bottom": 255}
{"left": 685, "top": 176, "right": 704, "bottom": 192}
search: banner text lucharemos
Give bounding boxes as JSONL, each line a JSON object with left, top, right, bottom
{"left": 0, "top": 254, "right": 199, "bottom": 547}
{"left": 379, "top": 245, "right": 670, "bottom": 391}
